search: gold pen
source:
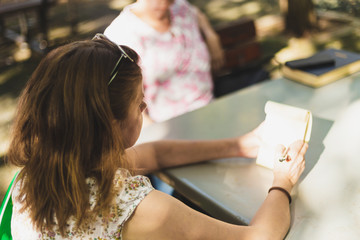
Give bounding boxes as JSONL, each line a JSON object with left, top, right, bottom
{"left": 278, "top": 147, "right": 288, "bottom": 162}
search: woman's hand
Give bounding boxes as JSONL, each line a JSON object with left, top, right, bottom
{"left": 272, "top": 140, "right": 308, "bottom": 191}
{"left": 236, "top": 122, "right": 264, "bottom": 159}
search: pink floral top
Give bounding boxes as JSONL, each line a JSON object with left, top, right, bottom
{"left": 11, "top": 169, "right": 154, "bottom": 240}
{"left": 104, "top": 0, "right": 213, "bottom": 122}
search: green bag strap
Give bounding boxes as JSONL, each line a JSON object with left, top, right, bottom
{"left": 0, "top": 171, "right": 20, "bottom": 240}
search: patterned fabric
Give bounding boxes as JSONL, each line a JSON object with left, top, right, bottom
{"left": 11, "top": 169, "right": 154, "bottom": 240}
{"left": 104, "top": 0, "right": 213, "bottom": 122}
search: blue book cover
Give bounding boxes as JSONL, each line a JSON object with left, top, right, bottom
{"left": 282, "top": 48, "right": 360, "bottom": 87}
{"left": 287, "top": 48, "right": 360, "bottom": 76}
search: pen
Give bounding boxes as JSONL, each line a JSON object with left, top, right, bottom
{"left": 278, "top": 148, "right": 288, "bottom": 162}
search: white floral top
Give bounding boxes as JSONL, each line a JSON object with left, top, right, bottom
{"left": 104, "top": 0, "right": 213, "bottom": 122}
{"left": 11, "top": 169, "right": 154, "bottom": 240}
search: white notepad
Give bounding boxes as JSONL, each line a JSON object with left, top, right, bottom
{"left": 256, "top": 101, "right": 312, "bottom": 169}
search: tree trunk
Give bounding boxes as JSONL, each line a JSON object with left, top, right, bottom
{"left": 67, "top": 0, "right": 79, "bottom": 35}
{"left": 280, "top": 0, "right": 317, "bottom": 37}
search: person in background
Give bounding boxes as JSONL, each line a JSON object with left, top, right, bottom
{"left": 8, "top": 36, "right": 307, "bottom": 239}
{"left": 104, "top": 0, "right": 225, "bottom": 124}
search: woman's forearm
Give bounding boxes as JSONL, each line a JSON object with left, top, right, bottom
{"left": 129, "top": 127, "right": 261, "bottom": 174}
{"left": 248, "top": 140, "right": 306, "bottom": 239}
{"left": 129, "top": 138, "right": 242, "bottom": 174}
{"left": 249, "top": 178, "right": 293, "bottom": 239}
{"left": 249, "top": 191, "right": 291, "bottom": 239}
{"left": 153, "top": 139, "right": 239, "bottom": 168}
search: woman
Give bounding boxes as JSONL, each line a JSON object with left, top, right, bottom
{"left": 8, "top": 35, "right": 307, "bottom": 239}
{"left": 104, "top": 0, "right": 225, "bottom": 123}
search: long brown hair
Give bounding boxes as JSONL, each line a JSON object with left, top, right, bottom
{"left": 7, "top": 38, "right": 141, "bottom": 235}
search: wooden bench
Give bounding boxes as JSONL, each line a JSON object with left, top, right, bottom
{"left": 215, "top": 17, "right": 262, "bottom": 74}
{"left": 0, "top": 0, "right": 57, "bottom": 49}
{"left": 213, "top": 17, "right": 267, "bottom": 97}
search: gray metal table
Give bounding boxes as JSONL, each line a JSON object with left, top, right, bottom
{"left": 137, "top": 74, "right": 360, "bottom": 239}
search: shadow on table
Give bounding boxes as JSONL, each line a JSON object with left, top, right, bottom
{"left": 298, "top": 116, "right": 334, "bottom": 183}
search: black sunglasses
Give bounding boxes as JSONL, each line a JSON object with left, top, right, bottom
{"left": 92, "top": 33, "right": 134, "bottom": 85}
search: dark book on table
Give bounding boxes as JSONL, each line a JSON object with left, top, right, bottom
{"left": 282, "top": 48, "right": 360, "bottom": 87}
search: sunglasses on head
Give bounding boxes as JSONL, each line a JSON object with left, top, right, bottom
{"left": 92, "top": 33, "right": 134, "bottom": 85}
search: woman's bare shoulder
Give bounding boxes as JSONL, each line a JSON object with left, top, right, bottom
{"left": 122, "top": 190, "right": 255, "bottom": 240}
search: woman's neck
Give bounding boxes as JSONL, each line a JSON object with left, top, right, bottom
{"left": 132, "top": 3, "right": 171, "bottom": 33}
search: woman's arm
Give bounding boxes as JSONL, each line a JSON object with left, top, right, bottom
{"left": 123, "top": 140, "right": 308, "bottom": 240}
{"left": 249, "top": 140, "right": 308, "bottom": 237}
{"left": 194, "top": 6, "right": 225, "bottom": 71}
{"left": 126, "top": 125, "right": 262, "bottom": 175}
